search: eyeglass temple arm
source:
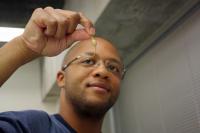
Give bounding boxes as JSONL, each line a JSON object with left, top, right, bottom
{"left": 62, "top": 56, "right": 81, "bottom": 71}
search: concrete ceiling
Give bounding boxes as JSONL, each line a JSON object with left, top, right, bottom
{"left": 95, "top": 0, "right": 200, "bottom": 67}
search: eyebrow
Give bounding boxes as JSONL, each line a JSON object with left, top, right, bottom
{"left": 83, "top": 52, "right": 123, "bottom": 66}
{"left": 83, "top": 52, "right": 96, "bottom": 56}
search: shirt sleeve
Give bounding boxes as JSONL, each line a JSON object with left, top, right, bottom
{"left": 0, "top": 110, "right": 51, "bottom": 133}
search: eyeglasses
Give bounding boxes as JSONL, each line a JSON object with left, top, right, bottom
{"left": 62, "top": 55, "right": 126, "bottom": 79}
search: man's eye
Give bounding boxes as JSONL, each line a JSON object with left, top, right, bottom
{"left": 82, "top": 59, "right": 95, "bottom": 65}
{"left": 107, "top": 64, "right": 120, "bottom": 73}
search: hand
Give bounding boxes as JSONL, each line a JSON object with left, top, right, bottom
{"left": 21, "top": 7, "right": 95, "bottom": 56}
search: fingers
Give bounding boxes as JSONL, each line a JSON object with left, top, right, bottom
{"left": 44, "top": 7, "right": 68, "bottom": 38}
{"left": 30, "top": 7, "right": 95, "bottom": 39}
{"left": 78, "top": 12, "right": 95, "bottom": 35}
{"left": 66, "top": 29, "right": 91, "bottom": 44}
{"left": 55, "top": 9, "right": 95, "bottom": 35}
{"left": 31, "top": 8, "right": 58, "bottom": 36}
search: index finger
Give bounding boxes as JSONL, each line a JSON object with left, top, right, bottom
{"left": 78, "top": 12, "right": 95, "bottom": 35}
{"left": 55, "top": 9, "right": 95, "bottom": 35}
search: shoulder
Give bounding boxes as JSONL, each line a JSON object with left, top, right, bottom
{"left": 0, "top": 110, "right": 50, "bottom": 123}
{"left": 0, "top": 110, "right": 51, "bottom": 133}
{"left": 0, "top": 110, "right": 48, "bottom": 117}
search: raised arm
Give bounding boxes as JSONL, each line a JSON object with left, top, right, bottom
{"left": 0, "top": 7, "right": 95, "bottom": 86}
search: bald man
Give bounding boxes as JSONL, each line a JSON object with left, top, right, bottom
{"left": 0, "top": 7, "right": 125, "bottom": 133}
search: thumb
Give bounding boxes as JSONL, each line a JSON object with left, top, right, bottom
{"left": 66, "top": 29, "right": 95, "bottom": 43}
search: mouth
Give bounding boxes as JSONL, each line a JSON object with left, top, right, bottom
{"left": 86, "top": 82, "right": 110, "bottom": 93}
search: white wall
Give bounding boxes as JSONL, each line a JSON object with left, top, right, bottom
{"left": 0, "top": 59, "right": 57, "bottom": 114}
{"left": 115, "top": 8, "right": 200, "bottom": 133}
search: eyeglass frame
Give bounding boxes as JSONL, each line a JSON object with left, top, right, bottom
{"left": 61, "top": 55, "right": 126, "bottom": 79}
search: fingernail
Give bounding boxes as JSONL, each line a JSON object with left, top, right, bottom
{"left": 89, "top": 28, "right": 96, "bottom": 35}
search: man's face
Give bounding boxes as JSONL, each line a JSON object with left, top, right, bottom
{"left": 58, "top": 37, "right": 122, "bottom": 117}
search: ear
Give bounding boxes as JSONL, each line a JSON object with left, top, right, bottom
{"left": 56, "top": 71, "right": 65, "bottom": 88}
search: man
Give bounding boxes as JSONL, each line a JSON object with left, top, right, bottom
{"left": 0, "top": 7, "right": 124, "bottom": 133}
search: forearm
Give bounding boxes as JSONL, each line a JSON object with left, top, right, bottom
{"left": 0, "top": 36, "right": 39, "bottom": 86}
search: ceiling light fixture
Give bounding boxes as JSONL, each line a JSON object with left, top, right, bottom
{"left": 0, "top": 27, "right": 24, "bottom": 42}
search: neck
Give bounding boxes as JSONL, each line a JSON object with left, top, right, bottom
{"left": 59, "top": 90, "right": 104, "bottom": 133}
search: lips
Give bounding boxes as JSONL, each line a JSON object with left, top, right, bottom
{"left": 86, "top": 82, "right": 110, "bottom": 92}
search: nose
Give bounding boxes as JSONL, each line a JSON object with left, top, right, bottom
{"left": 92, "top": 62, "right": 109, "bottom": 80}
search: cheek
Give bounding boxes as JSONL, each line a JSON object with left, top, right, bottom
{"left": 64, "top": 68, "right": 91, "bottom": 88}
{"left": 112, "top": 75, "right": 121, "bottom": 87}
{"left": 110, "top": 77, "right": 121, "bottom": 95}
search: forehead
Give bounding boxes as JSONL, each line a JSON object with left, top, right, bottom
{"left": 67, "top": 38, "right": 121, "bottom": 62}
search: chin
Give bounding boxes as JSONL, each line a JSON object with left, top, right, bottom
{"left": 87, "top": 94, "right": 110, "bottom": 103}
{"left": 70, "top": 95, "right": 115, "bottom": 118}
{"left": 76, "top": 101, "right": 112, "bottom": 118}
